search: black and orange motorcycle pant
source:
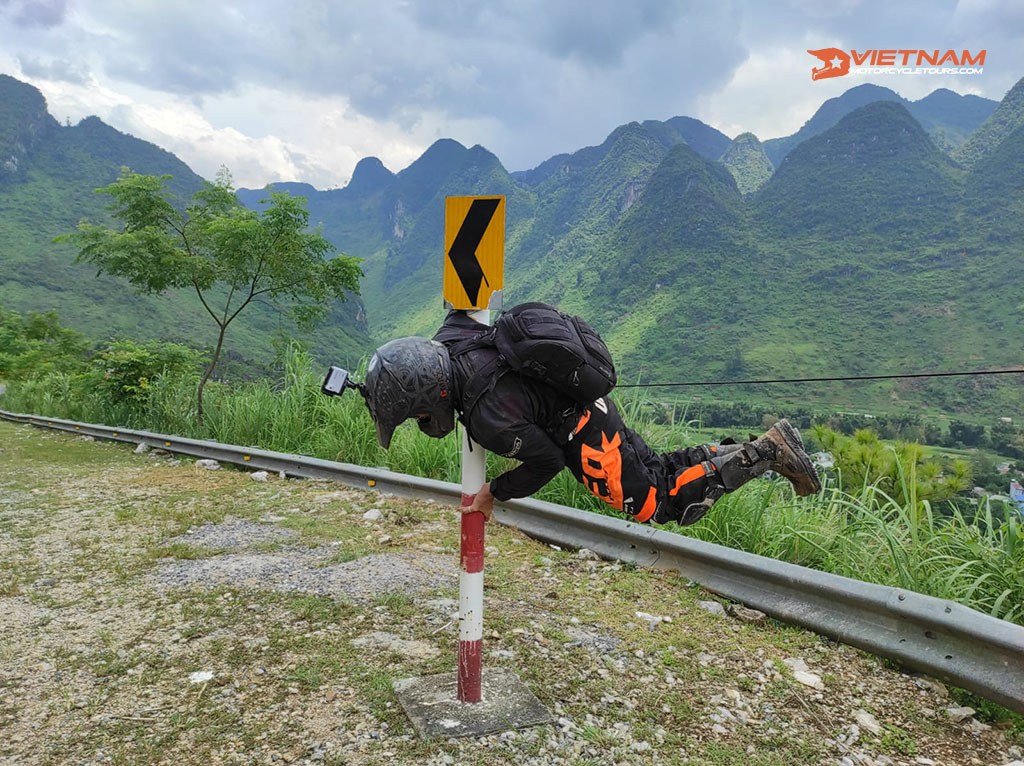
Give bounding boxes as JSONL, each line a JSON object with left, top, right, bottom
{"left": 562, "top": 396, "right": 721, "bottom": 524}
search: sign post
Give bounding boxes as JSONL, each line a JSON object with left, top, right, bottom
{"left": 393, "top": 195, "right": 550, "bottom": 737}
{"left": 457, "top": 419, "right": 486, "bottom": 702}
{"left": 442, "top": 195, "right": 504, "bottom": 703}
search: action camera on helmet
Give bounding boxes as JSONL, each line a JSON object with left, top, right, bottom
{"left": 321, "top": 366, "right": 364, "bottom": 397}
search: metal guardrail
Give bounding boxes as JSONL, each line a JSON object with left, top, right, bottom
{"left": 3, "top": 409, "right": 1023, "bottom": 714}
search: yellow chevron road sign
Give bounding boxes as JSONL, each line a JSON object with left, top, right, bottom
{"left": 443, "top": 195, "right": 505, "bottom": 310}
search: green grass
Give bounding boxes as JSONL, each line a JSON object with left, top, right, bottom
{"left": 4, "top": 347, "right": 1024, "bottom": 626}
{"left": 0, "top": 420, "right": 1020, "bottom": 763}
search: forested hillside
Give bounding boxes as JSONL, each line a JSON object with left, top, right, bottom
{"left": 229, "top": 79, "right": 1021, "bottom": 417}
{"left": 3, "top": 71, "right": 1021, "bottom": 418}
{"left": 0, "top": 75, "right": 370, "bottom": 376}
{"left": 763, "top": 83, "right": 997, "bottom": 166}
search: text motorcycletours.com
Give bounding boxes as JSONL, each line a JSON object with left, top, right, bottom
{"left": 852, "top": 67, "right": 983, "bottom": 75}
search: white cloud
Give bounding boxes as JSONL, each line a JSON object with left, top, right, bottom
{"left": 0, "top": 57, "right": 434, "bottom": 187}
{"left": 698, "top": 45, "right": 835, "bottom": 140}
{"left": 1, "top": 0, "right": 1020, "bottom": 186}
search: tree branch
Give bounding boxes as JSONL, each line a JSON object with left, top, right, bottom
{"left": 224, "top": 294, "right": 256, "bottom": 328}
{"left": 221, "top": 282, "right": 237, "bottom": 324}
{"left": 225, "top": 246, "right": 272, "bottom": 328}
{"left": 162, "top": 215, "right": 187, "bottom": 241}
{"left": 225, "top": 266, "right": 314, "bottom": 328}
{"left": 192, "top": 279, "right": 223, "bottom": 327}
{"left": 248, "top": 250, "right": 268, "bottom": 296}
{"left": 251, "top": 275, "right": 314, "bottom": 298}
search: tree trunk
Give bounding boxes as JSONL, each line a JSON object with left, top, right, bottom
{"left": 196, "top": 323, "right": 227, "bottom": 429}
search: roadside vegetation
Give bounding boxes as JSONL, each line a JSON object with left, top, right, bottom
{"left": 2, "top": 306, "right": 1022, "bottom": 627}
{"left": 3, "top": 421, "right": 1017, "bottom": 764}
{"left": 55, "top": 169, "right": 363, "bottom": 424}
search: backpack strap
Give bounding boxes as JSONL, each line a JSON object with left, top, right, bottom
{"left": 433, "top": 314, "right": 503, "bottom": 442}
{"left": 445, "top": 327, "right": 496, "bottom": 359}
{"left": 458, "top": 354, "right": 508, "bottom": 437}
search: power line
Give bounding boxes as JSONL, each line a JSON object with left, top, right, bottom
{"left": 617, "top": 368, "right": 1024, "bottom": 389}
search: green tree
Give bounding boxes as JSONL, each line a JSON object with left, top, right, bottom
{"left": 0, "top": 305, "right": 89, "bottom": 380}
{"left": 86, "top": 339, "right": 201, "bottom": 408}
{"left": 923, "top": 422, "right": 944, "bottom": 446}
{"left": 58, "top": 168, "right": 362, "bottom": 423}
{"left": 991, "top": 419, "right": 1024, "bottom": 459}
{"left": 812, "top": 425, "right": 971, "bottom": 505}
{"left": 948, "top": 419, "right": 989, "bottom": 449}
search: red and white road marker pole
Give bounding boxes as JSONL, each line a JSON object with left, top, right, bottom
{"left": 458, "top": 308, "right": 489, "bottom": 703}
{"left": 393, "top": 199, "right": 549, "bottom": 736}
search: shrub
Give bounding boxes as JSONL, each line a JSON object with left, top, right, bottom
{"left": 85, "top": 339, "right": 202, "bottom": 409}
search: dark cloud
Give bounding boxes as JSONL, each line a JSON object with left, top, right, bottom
{"left": 1, "top": 0, "right": 1019, "bottom": 177}
{"left": 411, "top": 0, "right": 693, "bottom": 67}
{"left": 530, "top": 1, "right": 695, "bottom": 66}
{"left": 16, "top": 53, "right": 87, "bottom": 84}
{"left": 105, "top": 55, "right": 235, "bottom": 97}
{"left": 71, "top": 1, "right": 746, "bottom": 168}
{"left": 0, "top": 0, "right": 67, "bottom": 28}
{"left": 96, "top": 4, "right": 243, "bottom": 95}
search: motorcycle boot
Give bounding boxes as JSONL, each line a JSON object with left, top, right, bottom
{"left": 711, "top": 419, "right": 821, "bottom": 497}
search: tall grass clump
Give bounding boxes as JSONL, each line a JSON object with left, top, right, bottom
{"left": 4, "top": 344, "right": 1022, "bottom": 624}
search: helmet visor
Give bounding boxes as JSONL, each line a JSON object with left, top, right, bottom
{"left": 374, "top": 416, "right": 398, "bottom": 450}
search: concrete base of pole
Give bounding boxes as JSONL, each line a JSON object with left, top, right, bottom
{"left": 393, "top": 668, "right": 552, "bottom": 738}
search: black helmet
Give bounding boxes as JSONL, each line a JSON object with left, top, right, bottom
{"left": 364, "top": 337, "right": 455, "bottom": 449}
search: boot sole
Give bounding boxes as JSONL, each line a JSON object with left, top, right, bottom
{"left": 773, "top": 419, "right": 821, "bottom": 496}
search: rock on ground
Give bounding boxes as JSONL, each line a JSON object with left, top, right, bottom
{"left": 855, "top": 708, "right": 882, "bottom": 735}
{"left": 698, "top": 600, "right": 726, "bottom": 616}
{"left": 945, "top": 705, "right": 977, "bottom": 722}
{"left": 351, "top": 631, "right": 439, "bottom": 660}
{"left": 728, "top": 604, "right": 767, "bottom": 623}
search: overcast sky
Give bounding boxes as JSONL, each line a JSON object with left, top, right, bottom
{"left": 1, "top": 0, "right": 1020, "bottom": 189}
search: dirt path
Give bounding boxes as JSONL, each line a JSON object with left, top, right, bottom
{"left": 0, "top": 422, "right": 1020, "bottom": 765}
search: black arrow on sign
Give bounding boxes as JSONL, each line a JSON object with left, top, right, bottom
{"left": 448, "top": 198, "right": 500, "bottom": 305}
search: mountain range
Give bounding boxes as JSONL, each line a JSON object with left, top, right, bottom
{"left": 243, "top": 79, "right": 1022, "bottom": 417}
{"left": 0, "top": 74, "right": 370, "bottom": 375}
{"left": 3, "top": 72, "right": 1023, "bottom": 417}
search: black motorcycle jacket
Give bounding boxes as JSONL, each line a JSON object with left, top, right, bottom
{"left": 433, "top": 312, "right": 579, "bottom": 502}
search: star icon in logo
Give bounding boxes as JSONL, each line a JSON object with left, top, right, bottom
{"left": 807, "top": 48, "right": 852, "bottom": 80}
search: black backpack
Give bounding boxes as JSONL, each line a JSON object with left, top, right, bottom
{"left": 435, "top": 302, "right": 617, "bottom": 419}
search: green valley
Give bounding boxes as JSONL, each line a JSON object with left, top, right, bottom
{"left": 2, "top": 72, "right": 1021, "bottom": 421}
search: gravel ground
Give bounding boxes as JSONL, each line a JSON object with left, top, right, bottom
{"left": 1, "top": 421, "right": 1022, "bottom": 766}
{"left": 156, "top": 547, "right": 455, "bottom": 600}
{"left": 172, "top": 519, "right": 302, "bottom": 549}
